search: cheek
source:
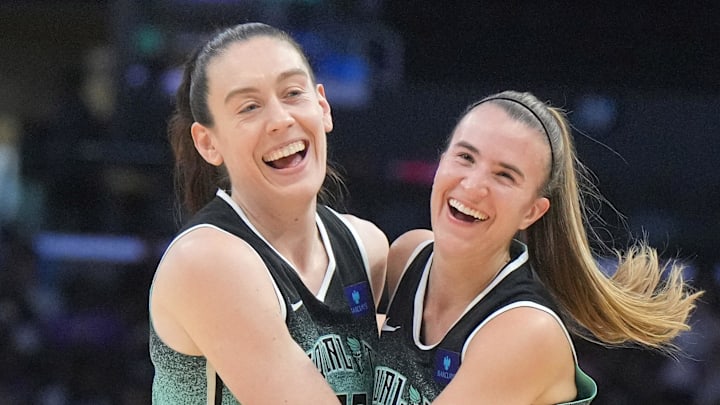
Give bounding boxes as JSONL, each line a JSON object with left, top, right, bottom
{"left": 314, "top": 133, "right": 328, "bottom": 156}
{"left": 429, "top": 189, "right": 443, "bottom": 229}
{"left": 429, "top": 173, "right": 450, "bottom": 211}
{"left": 430, "top": 168, "right": 448, "bottom": 196}
{"left": 431, "top": 163, "right": 462, "bottom": 197}
{"left": 433, "top": 160, "right": 453, "bottom": 182}
{"left": 429, "top": 187, "right": 441, "bottom": 209}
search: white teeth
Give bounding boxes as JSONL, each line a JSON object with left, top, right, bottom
{"left": 449, "top": 198, "right": 488, "bottom": 221}
{"left": 262, "top": 141, "right": 306, "bottom": 162}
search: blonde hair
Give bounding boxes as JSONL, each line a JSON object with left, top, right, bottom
{"left": 477, "top": 91, "right": 702, "bottom": 350}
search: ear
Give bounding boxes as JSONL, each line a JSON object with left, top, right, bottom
{"left": 191, "top": 122, "right": 223, "bottom": 166}
{"left": 316, "top": 83, "right": 333, "bottom": 133}
{"left": 518, "top": 197, "right": 550, "bottom": 230}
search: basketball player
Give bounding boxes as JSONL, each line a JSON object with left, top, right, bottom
{"left": 374, "top": 91, "right": 702, "bottom": 405}
{"left": 149, "top": 22, "right": 388, "bottom": 404}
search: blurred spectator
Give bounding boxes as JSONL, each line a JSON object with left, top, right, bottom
{"left": 0, "top": 226, "right": 54, "bottom": 402}
{"left": 0, "top": 114, "right": 21, "bottom": 228}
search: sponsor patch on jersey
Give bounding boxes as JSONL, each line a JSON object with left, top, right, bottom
{"left": 433, "top": 348, "right": 460, "bottom": 386}
{"left": 343, "top": 281, "right": 372, "bottom": 317}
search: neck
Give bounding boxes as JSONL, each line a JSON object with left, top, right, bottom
{"left": 230, "top": 191, "right": 322, "bottom": 270}
{"left": 428, "top": 248, "right": 511, "bottom": 308}
{"left": 421, "top": 247, "right": 510, "bottom": 345}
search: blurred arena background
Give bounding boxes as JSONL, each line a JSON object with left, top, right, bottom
{"left": 0, "top": 1, "right": 718, "bottom": 403}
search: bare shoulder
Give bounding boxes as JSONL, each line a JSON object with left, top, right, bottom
{"left": 151, "top": 226, "right": 280, "bottom": 327}
{"left": 474, "top": 306, "right": 572, "bottom": 354}
{"left": 436, "top": 305, "right": 576, "bottom": 404}
{"left": 339, "top": 214, "right": 389, "bottom": 271}
{"left": 155, "top": 226, "right": 266, "bottom": 290}
{"left": 340, "top": 214, "right": 389, "bottom": 304}
{"left": 150, "top": 226, "right": 344, "bottom": 403}
{"left": 386, "top": 229, "right": 433, "bottom": 298}
{"left": 390, "top": 229, "right": 433, "bottom": 258}
{"left": 340, "top": 214, "right": 388, "bottom": 249}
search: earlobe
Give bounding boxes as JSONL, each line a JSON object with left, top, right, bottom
{"left": 519, "top": 197, "right": 550, "bottom": 230}
{"left": 191, "top": 122, "right": 223, "bottom": 166}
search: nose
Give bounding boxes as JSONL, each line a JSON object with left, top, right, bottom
{"left": 265, "top": 97, "right": 294, "bottom": 133}
{"left": 460, "top": 170, "right": 490, "bottom": 198}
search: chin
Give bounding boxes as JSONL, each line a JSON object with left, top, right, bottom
{"left": 288, "top": 179, "right": 325, "bottom": 201}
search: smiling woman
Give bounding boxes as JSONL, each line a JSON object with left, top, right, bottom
{"left": 189, "top": 36, "right": 332, "bottom": 201}
{"left": 374, "top": 90, "right": 702, "bottom": 405}
{"left": 148, "top": 22, "right": 388, "bottom": 405}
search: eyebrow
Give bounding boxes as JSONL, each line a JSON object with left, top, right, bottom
{"left": 223, "top": 68, "right": 309, "bottom": 104}
{"left": 453, "top": 140, "right": 526, "bottom": 180}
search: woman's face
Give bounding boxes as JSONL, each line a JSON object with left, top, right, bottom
{"left": 430, "top": 103, "right": 551, "bottom": 253}
{"left": 192, "top": 36, "right": 333, "bottom": 207}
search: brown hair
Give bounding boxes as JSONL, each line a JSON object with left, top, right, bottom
{"left": 168, "top": 22, "right": 344, "bottom": 217}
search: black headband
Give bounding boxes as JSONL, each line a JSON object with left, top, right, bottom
{"left": 472, "top": 96, "right": 554, "bottom": 175}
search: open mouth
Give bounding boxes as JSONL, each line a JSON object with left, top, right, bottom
{"left": 262, "top": 140, "right": 308, "bottom": 169}
{"left": 448, "top": 198, "right": 488, "bottom": 222}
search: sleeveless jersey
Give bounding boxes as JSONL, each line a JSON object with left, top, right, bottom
{"left": 373, "top": 240, "right": 597, "bottom": 405}
{"left": 150, "top": 190, "right": 379, "bottom": 405}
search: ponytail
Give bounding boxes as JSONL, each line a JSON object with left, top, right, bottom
{"left": 467, "top": 91, "right": 702, "bottom": 352}
{"left": 527, "top": 106, "right": 702, "bottom": 351}
{"left": 167, "top": 47, "right": 228, "bottom": 218}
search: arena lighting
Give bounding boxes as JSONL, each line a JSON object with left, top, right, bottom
{"left": 388, "top": 159, "right": 438, "bottom": 185}
{"left": 33, "top": 232, "right": 148, "bottom": 264}
{"left": 292, "top": 30, "right": 372, "bottom": 109}
{"left": 573, "top": 94, "right": 618, "bottom": 135}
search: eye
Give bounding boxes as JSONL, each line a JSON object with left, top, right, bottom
{"left": 238, "top": 103, "right": 259, "bottom": 114}
{"left": 458, "top": 152, "right": 474, "bottom": 162}
{"left": 285, "top": 88, "right": 304, "bottom": 99}
{"left": 496, "top": 171, "right": 516, "bottom": 183}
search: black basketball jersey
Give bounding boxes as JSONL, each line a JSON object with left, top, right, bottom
{"left": 373, "top": 240, "right": 596, "bottom": 405}
{"left": 151, "top": 190, "right": 378, "bottom": 405}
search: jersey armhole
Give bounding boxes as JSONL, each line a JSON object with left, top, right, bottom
{"left": 385, "top": 239, "right": 433, "bottom": 312}
{"left": 461, "top": 301, "right": 578, "bottom": 364}
{"left": 149, "top": 223, "right": 287, "bottom": 324}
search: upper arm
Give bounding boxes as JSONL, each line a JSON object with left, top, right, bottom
{"left": 342, "top": 214, "right": 389, "bottom": 306}
{"left": 385, "top": 229, "right": 433, "bottom": 301}
{"left": 433, "top": 306, "right": 577, "bottom": 405}
{"left": 151, "top": 227, "right": 340, "bottom": 404}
